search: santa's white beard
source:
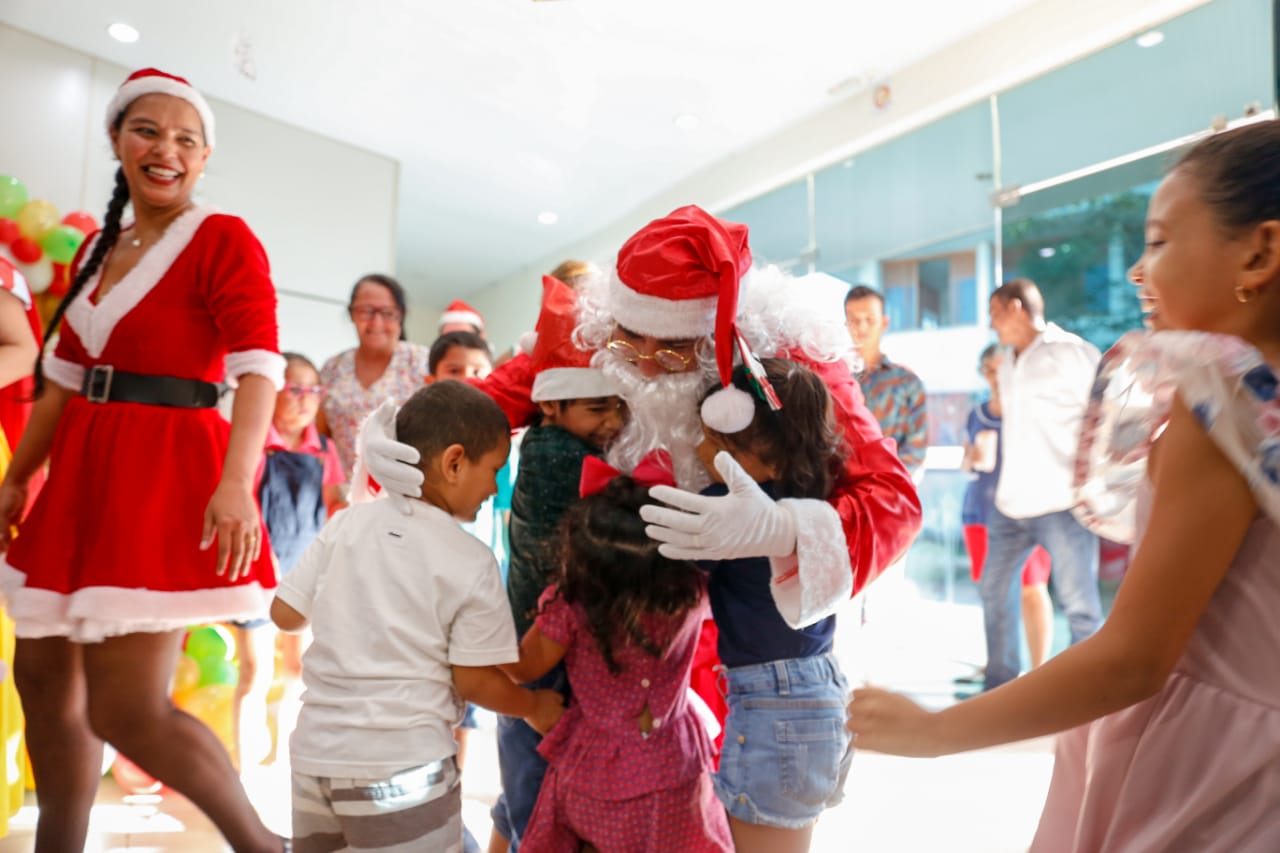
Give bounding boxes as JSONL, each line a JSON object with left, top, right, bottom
{"left": 595, "top": 353, "right": 717, "bottom": 492}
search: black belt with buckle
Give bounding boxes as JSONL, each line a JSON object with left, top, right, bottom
{"left": 81, "top": 365, "right": 221, "bottom": 409}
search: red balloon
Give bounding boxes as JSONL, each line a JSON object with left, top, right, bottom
{"left": 10, "top": 237, "right": 41, "bottom": 264}
{"left": 49, "top": 262, "right": 70, "bottom": 297}
{"left": 0, "top": 218, "right": 18, "bottom": 246}
{"left": 111, "top": 753, "right": 161, "bottom": 795}
{"left": 61, "top": 211, "right": 98, "bottom": 235}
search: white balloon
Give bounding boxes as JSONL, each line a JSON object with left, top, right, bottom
{"left": 16, "top": 255, "right": 52, "bottom": 293}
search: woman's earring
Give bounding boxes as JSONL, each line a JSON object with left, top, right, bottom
{"left": 1234, "top": 284, "right": 1257, "bottom": 303}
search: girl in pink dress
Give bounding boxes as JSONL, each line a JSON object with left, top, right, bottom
{"left": 0, "top": 69, "right": 285, "bottom": 852}
{"left": 499, "top": 467, "right": 733, "bottom": 853}
{"left": 846, "top": 119, "right": 1280, "bottom": 851}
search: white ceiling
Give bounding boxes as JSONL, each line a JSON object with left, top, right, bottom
{"left": 1, "top": 0, "right": 1042, "bottom": 305}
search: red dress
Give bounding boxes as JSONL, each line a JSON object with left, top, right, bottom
{"left": 1, "top": 206, "right": 283, "bottom": 642}
{"left": 523, "top": 585, "right": 733, "bottom": 853}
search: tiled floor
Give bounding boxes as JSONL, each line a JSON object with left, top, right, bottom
{"left": 0, "top": 592, "right": 1056, "bottom": 852}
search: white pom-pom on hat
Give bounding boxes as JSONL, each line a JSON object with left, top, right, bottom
{"left": 701, "top": 385, "right": 756, "bottom": 434}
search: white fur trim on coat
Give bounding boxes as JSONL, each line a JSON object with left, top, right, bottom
{"left": 608, "top": 271, "right": 718, "bottom": 340}
{"left": 106, "top": 76, "right": 216, "bottom": 148}
{"left": 531, "top": 367, "right": 618, "bottom": 402}
{"left": 65, "top": 206, "right": 217, "bottom": 359}
{"left": 767, "top": 498, "right": 853, "bottom": 629}
{"left": 224, "top": 349, "right": 286, "bottom": 390}
{"left": 0, "top": 560, "right": 270, "bottom": 643}
{"left": 43, "top": 352, "right": 86, "bottom": 392}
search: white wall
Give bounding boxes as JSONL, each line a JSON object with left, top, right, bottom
{"left": 0, "top": 23, "right": 396, "bottom": 366}
{"left": 468, "top": 0, "right": 1208, "bottom": 351}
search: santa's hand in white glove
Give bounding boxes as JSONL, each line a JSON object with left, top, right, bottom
{"left": 640, "top": 451, "right": 797, "bottom": 561}
{"left": 354, "top": 399, "right": 423, "bottom": 515}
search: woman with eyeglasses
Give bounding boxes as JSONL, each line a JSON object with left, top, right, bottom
{"left": 234, "top": 352, "right": 343, "bottom": 782}
{"left": 318, "top": 274, "right": 431, "bottom": 481}
{"left": 0, "top": 68, "right": 286, "bottom": 851}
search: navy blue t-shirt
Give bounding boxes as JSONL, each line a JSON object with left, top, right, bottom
{"left": 699, "top": 481, "right": 836, "bottom": 668}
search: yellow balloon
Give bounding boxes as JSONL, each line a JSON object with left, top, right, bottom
{"left": 172, "top": 654, "right": 201, "bottom": 696}
{"left": 176, "top": 683, "right": 236, "bottom": 757}
{"left": 15, "top": 200, "right": 59, "bottom": 241}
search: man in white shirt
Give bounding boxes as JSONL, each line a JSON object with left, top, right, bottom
{"left": 981, "top": 279, "right": 1103, "bottom": 690}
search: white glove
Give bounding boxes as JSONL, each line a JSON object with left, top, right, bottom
{"left": 354, "top": 399, "right": 423, "bottom": 515}
{"left": 639, "top": 451, "right": 797, "bottom": 561}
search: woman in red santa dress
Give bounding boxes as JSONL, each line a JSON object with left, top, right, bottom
{"left": 0, "top": 69, "right": 286, "bottom": 852}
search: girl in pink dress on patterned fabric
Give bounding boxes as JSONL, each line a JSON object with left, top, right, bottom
{"left": 499, "top": 469, "right": 733, "bottom": 853}
{"left": 846, "top": 119, "right": 1280, "bottom": 851}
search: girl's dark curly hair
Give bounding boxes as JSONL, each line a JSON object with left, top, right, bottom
{"left": 701, "top": 358, "right": 848, "bottom": 500}
{"left": 552, "top": 476, "right": 703, "bottom": 675}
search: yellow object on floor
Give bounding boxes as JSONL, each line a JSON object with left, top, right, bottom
{"left": 0, "top": 426, "right": 29, "bottom": 837}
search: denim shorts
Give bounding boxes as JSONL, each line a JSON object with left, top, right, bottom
{"left": 713, "top": 653, "right": 853, "bottom": 829}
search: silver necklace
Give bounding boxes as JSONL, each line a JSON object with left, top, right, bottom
{"left": 130, "top": 235, "right": 142, "bottom": 248}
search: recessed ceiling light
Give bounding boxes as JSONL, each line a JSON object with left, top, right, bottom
{"left": 673, "top": 113, "right": 701, "bottom": 131}
{"left": 538, "top": 211, "right": 559, "bottom": 226}
{"left": 1038, "top": 247, "right": 1057, "bottom": 258}
{"left": 108, "top": 22, "right": 140, "bottom": 43}
{"left": 1135, "top": 30, "right": 1164, "bottom": 48}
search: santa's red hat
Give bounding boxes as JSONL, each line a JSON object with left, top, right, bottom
{"left": 106, "top": 68, "right": 216, "bottom": 148}
{"left": 531, "top": 276, "right": 617, "bottom": 402}
{"left": 611, "top": 205, "right": 764, "bottom": 432}
{"left": 438, "top": 299, "right": 485, "bottom": 333}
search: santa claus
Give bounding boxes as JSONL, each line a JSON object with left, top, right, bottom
{"left": 363, "top": 205, "right": 921, "bottom": 626}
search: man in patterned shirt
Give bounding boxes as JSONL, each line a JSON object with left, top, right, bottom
{"left": 846, "top": 285, "right": 928, "bottom": 482}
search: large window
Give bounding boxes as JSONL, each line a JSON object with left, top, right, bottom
{"left": 1001, "top": 155, "right": 1164, "bottom": 352}
{"left": 713, "top": 0, "right": 1276, "bottom": 603}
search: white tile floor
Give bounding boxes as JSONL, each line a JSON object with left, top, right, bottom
{"left": 0, "top": 591, "right": 1056, "bottom": 852}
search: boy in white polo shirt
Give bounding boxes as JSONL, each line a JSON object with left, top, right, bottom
{"left": 272, "top": 381, "right": 564, "bottom": 853}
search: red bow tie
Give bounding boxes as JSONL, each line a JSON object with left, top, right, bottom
{"left": 579, "top": 449, "right": 676, "bottom": 497}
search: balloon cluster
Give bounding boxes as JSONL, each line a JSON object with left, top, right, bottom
{"left": 112, "top": 624, "right": 242, "bottom": 795}
{"left": 176, "top": 624, "right": 240, "bottom": 756}
{"left": 0, "top": 175, "right": 97, "bottom": 298}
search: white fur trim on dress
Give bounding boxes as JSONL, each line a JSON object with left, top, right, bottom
{"left": 608, "top": 270, "right": 718, "bottom": 339}
{"left": 531, "top": 367, "right": 619, "bottom": 402}
{"left": 0, "top": 560, "right": 270, "bottom": 643}
{"left": 65, "top": 206, "right": 218, "bottom": 358}
{"left": 224, "top": 349, "right": 286, "bottom": 390}
{"left": 767, "top": 499, "right": 853, "bottom": 629}
{"left": 106, "top": 77, "right": 216, "bottom": 148}
{"left": 43, "top": 352, "right": 86, "bottom": 391}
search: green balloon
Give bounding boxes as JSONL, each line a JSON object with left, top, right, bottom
{"left": 185, "top": 625, "right": 232, "bottom": 662}
{"left": 197, "top": 656, "right": 239, "bottom": 688}
{"left": 0, "top": 176, "right": 27, "bottom": 220}
{"left": 39, "top": 225, "right": 85, "bottom": 265}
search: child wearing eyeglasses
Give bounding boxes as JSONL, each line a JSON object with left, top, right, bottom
{"left": 233, "top": 351, "right": 344, "bottom": 774}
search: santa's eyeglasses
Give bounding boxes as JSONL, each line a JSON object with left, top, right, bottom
{"left": 605, "top": 338, "right": 695, "bottom": 373}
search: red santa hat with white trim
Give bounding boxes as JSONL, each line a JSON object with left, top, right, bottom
{"left": 530, "top": 275, "right": 618, "bottom": 402}
{"left": 438, "top": 299, "right": 485, "bottom": 334}
{"left": 105, "top": 68, "right": 216, "bottom": 148}
{"left": 609, "top": 205, "right": 768, "bottom": 433}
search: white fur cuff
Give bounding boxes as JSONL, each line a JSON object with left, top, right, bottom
{"left": 224, "top": 349, "right": 286, "bottom": 390}
{"left": 768, "top": 498, "right": 853, "bottom": 628}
